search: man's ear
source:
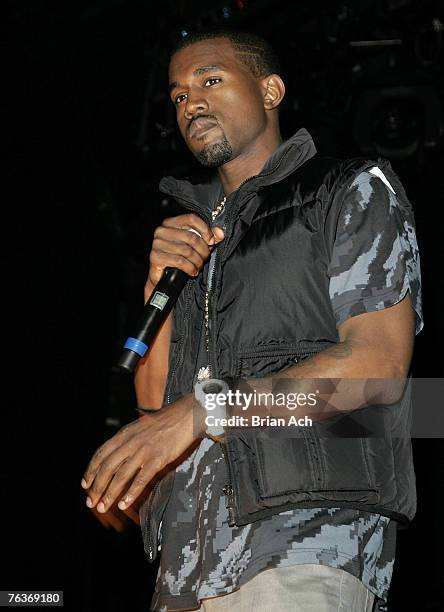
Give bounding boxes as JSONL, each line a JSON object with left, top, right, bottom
{"left": 262, "top": 74, "right": 285, "bottom": 110}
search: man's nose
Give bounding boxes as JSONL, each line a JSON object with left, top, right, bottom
{"left": 184, "top": 92, "right": 209, "bottom": 120}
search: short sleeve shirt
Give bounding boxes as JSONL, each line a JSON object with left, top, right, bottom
{"left": 329, "top": 167, "right": 422, "bottom": 332}
{"left": 151, "top": 168, "right": 423, "bottom": 612}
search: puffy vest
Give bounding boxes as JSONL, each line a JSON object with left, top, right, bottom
{"left": 156, "top": 131, "right": 416, "bottom": 529}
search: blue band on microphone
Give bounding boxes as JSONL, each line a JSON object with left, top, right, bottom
{"left": 123, "top": 337, "right": 148, "bottom": 357}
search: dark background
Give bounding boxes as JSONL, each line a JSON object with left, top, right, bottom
{"left": 5, "top": 0, "right": 444, "bottom": 611}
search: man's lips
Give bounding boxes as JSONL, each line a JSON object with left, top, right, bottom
{"left": 188, "top": 117, "right": 219, "bottom": 140}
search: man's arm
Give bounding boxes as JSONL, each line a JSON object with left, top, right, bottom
{"left": 287, "top": 293, "right": 415, "bottom": 381}
{"left": 134, "top": 280, "right": 172, "bottom": 410}
{"left": 81, "top": 214, "right": 223, "bottom": 514}
{"left": 270, "top": 167, "right": 420, "bottom": 417}
{"left": 261, "top": 292, "right": 416, "bottom": 418}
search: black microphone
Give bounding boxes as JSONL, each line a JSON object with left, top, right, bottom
{"left": 117, "top": 268, "right": 190, "bottom": 373}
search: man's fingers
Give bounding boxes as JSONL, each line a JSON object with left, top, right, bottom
{"left": 85, "top": 464, "right": 121, "bottom": 509}
{"left": 94, "top": 455, "right": 146, "bottom": 513}
{"left": 151, "top": 236, "right": 209, "bottom": 272}
{"left": 117, "top": 460, "right": 161, "bottom": 510}
{"left": 147, "top": 214, "right": 225, "bottom": 285}
{"left": 82, "top": 446, "right": 130, "bottom": 508}
{"left": 81, "top": 422, "right": 133, "bottom": 489}
{"left": 81, "top": 443, "right": 109, "bottom": 490}
{"left": 162, "top": 213, "right": 214, "bottom": 244}
{"left": 149, "top": 229, "right": 208, "bottom": 281}
{"left": 212, "top": 226, "right": 225, "bottom": 243}
{"left": 154, "top": 226, "right": 212, "bottom": 258}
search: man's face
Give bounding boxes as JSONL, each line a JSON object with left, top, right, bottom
{"left": 169, "top": 38, "right": 268, "bottom": 167}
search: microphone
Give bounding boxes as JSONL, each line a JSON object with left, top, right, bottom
{"left": 117, "top": 267, "right": 190, "bottom": 373}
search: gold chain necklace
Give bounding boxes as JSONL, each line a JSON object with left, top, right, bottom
{"left": 198, "top": 196, "right": 227, "bottom": 381}
{"left": 211, "top": 195, "right": 227, "bottom": 221}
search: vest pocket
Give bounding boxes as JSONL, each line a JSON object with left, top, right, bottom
{"left": 229, "top": 343, "right": 381, "bottom": 513}
{"left": 250, "top": 432, "right": 380, "bottom": 507}
{"left": 236, "top": 341, "right": 333, "bottom": 377}
{"left": 225, "top": 432, "right": 381, "bottom": 516}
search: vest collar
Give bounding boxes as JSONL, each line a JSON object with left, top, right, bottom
{"left": 159, "top": 128, "right": 317, "bottom": 217}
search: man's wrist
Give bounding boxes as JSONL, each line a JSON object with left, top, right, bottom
{"left": 194, "top": 379, "right": 229, "bottom": 440}
{"left": 166, "top": 393, "right": 208, "bottom": 442}
{"left": 135, "top": 406, "right": 160, "bottom": 415}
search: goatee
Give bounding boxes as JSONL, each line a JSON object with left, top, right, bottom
{"left": 196, "top": 138, "right": 233, "bottom": 167}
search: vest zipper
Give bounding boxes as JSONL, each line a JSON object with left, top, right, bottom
{"left": 168, "top": 144, "right": 296, "bottom": 381}
{"left": 207, "top": 146, "right": 296, "bottom": 377}
{"left": 205, "top": 255, "right": 217, "bottom": 379}
{"left": 142, "top": 481, "right": 161, "bottom": 560}
{"left": 167, "top": 149, "right": 298, "bottom": 522}
{"left": 206, "top": 169, "right": 288, "bottom": 525}
{"left": 237, "top": 344, "right": 327, "bottom": 360}
{"left": 220, "top": 441, "right": 236, "bottom": 526}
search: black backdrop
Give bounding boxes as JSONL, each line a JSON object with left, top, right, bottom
{"left": 5, "top": 1, "right": 444, "bottom": 611}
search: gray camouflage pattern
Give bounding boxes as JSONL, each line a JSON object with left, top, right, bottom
{"left": 329, "top": 169, "right": 422, "bottom": 333}
{"left": 152, "top": 440, "right": 397, "bottom": 611}
{"left": 151, "top": 170, "right": 422, "bottom": 611}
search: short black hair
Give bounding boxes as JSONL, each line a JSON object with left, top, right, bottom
{"left": 170, "top": 27, "right": 281, "bottom": 78}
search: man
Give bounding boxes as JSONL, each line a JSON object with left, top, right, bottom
{"left": 82, "top": 28, "right": 422, "bottom": 611}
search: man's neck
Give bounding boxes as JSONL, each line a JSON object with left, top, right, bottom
{"left": 217, "top": 134, "right": 283, "bottom": 194}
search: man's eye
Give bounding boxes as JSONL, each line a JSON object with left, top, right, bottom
{"left": 174, "top": 94, "right": 187, "bottom": 105}
{"left": 204, "top": 77, "right": 222, "bottom": 87}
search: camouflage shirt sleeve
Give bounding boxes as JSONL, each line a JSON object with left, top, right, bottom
{"left": 327, "top": 167, "right": 423, "bottom": 333}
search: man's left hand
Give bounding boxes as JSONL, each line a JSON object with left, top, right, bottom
{"left": 81, "top": 394, "right": 201, "bottom": 513}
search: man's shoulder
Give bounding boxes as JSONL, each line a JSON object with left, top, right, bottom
{"left": 271, "top": 155, "right": 377, "bottom": 210}
{"left": 294, "top": 155, "right": 387, "bottom": 189}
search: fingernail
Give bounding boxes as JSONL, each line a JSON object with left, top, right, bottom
{"left": 81, "top": 478, "right": 87, "bottom": 489}
{"left": 86, "top": 497, "right": 92, "bottom": 508}
{"left": 118, "top": 500, "right": 126, "bottom": 510}
{"left": 97, "top": 502, "right": 105, "bottom": 513}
